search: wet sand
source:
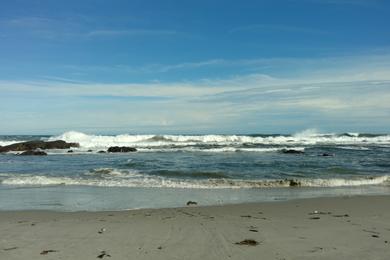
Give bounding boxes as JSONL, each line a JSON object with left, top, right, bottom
{"left": 0, "top": 195, "right": 389, "bottom": 259}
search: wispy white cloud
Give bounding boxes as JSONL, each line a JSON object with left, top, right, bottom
{"left": 229, "top": 24, "right": 328, "bottom": 34}
{"left": 288, "top": 0, "right": 382, "bottom": 6}
{"left": 138, "top": 59, "right": 227, "bottom": 73}
{"left": 0, "top": 16, "right": 180, "bottom": 40}
{"left": 86, "top": 29, "right": 177, "bottom": 37}
{"left": 1, "top": 52, "right": 390, "bottom": 134}
{"left": 1, "top": 79, "right": 389, "bottom": 134}
{"left": 4, "top": 17, "right": 54, "bottom": 28}
{"left": 2, "top": 52, "right": 390, "bottom": 99}
{"left": 60, "top": 51, "right": 390, "bottom": 77}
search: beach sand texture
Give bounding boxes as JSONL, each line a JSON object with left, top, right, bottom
{"left": 1, "top": 195, "right": 389, "bottom": 260}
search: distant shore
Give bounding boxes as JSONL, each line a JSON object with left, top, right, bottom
{"left": 1, "top": 195, "right": 389, "bottom": 259}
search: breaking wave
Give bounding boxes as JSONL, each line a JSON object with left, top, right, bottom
{"left": 0, "top": 140, "right": 27, "bottom": 147}
{"left": 47, "top": 130, "right": 390, "bottom": 149}
{"left": 136, "top": 147, "right": 305, "bottom": 153}
{"left": 1, "top": 171, "right": 389, "bottom": 189}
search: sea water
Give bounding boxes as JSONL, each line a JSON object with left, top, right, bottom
{"left": 0, "top": 130, "right": 389, "bottom": 211}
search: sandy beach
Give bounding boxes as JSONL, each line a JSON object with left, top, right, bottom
{"left": 0, "top": 195, "right": 389, "bottom": 259}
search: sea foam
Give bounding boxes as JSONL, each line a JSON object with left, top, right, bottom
{"left": 47, "top": 131, "right": 390, "bottom": 149}
{"left": 2, "top": 171, "right": 389, "bottom": 189}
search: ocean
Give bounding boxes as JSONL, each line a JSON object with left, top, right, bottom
{"left": 1, "top": 130, "right": 390, "bottom": 211}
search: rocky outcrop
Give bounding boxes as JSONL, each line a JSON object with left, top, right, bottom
{"left": 19, "top": 150, "right": 47, "bottom": 156}
{"left": 107, "top": 146, "right": 137, "bottom": 153}
{"left": 0, "top": 140, "right": 79, "bottom": 153}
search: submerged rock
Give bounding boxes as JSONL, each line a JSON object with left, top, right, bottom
{"left": 289, "top": 179, "right": 301, "bottom": 187}
{"left": 19, "top": 150, "right": 47, "bottom": 156}
{"left": 107, "top": 146, "right": 137, "bottom": 153}
{"left": 281, "top": 149, "right": 305, "bottom": 154}
{"left": 0, "top": 140, "right": 79, "bottom": 152}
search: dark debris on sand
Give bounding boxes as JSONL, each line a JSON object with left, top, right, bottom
{"left": 3, "top": 247, "right": 18, "bottom": 251}
{"left": 40, "top": 249, "right": 58, "bottom": 255}
{"left": 97, "top": 251, "right": 111, "bottom": 258}
{"left": 235, "top": 239, "right": 259, "bottom": 246}
{"left": 186, "top": 201, "right": 198, "bottom": 206}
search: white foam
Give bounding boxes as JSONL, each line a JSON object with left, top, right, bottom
{"left": 48, "top": 131, "right": 390, "bottom": 149}
{"left": 300, "top": 175, "right": 390, "bottom": 187}
{"left": 0, "top": 140, "right": 27, "bottom": 146}
{"left": 338, "top": 146, "right": 371, "bottom": 151}
{"left": 293, "top": 128, "right": 321, "bottom": 138}
{"left": 136, "top": 147, "right": 305, "bottom": 153}
{"left": 84, "top": 168, "right": 142, "bottom": 178}
{"left": 2, "top": 174, "right": 389, "bottom": 189}
{"left": 49, "top": 131, "right": 156, "bottom": 149}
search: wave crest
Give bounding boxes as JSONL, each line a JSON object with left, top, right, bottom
{"left": 47, "top": 131, "right": 390, "bottom": 149}
{"left": 2, "top": 173, "right": 389, "bottom": 189}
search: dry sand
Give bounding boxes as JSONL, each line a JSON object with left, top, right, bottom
{"left": 0, "top": 195, "right": 389, "bottom": 259}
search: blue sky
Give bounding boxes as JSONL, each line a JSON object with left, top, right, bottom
{"left": 0, "top": 0, "right": 389, "bottom": 134}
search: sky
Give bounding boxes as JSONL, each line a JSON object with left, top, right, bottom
{"left": 0, "top": 0, "right": 389, "bottom": 134}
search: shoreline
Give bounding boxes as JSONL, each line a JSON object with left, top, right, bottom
{"left": 1, "top": 195, "right": 389, "bottom": 259}
{"left": 1, "top": 184, "right": 390, "bottom": 212}
{"left": 0, "top": 192, "right": 389, "bottom": 213}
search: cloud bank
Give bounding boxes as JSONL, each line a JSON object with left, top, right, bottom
{"left": 1, "top": 52, "right": 390, "bottom": 134}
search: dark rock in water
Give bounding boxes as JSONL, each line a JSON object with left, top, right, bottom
{"left": 281, "top": 149, "right": 304, "bottom": 154}
{"left": 289, "top": 179, "right": 301, "bottom": 187}
{"left": 98, "top": 150, "right": 106, "bottom": 154}
{"left": 107, "top": 146, "right": 137, "bottom": 153}
{"left": 87, "top": 149, "right": 93, "bottom": 152}
{"left": 0, "top": 140, "right": 79, "bottom": 152}
{"left": 19, "top": 150, "right": 47, "bottom": 156}
{"left": 67, "top": 150, "right": 74, "bottom": 153}
{"left": 321, "top": 153, "right": 334, "bottom": 157}
{"left": 186, "top": 201, "right": 198, "bottom": 206}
